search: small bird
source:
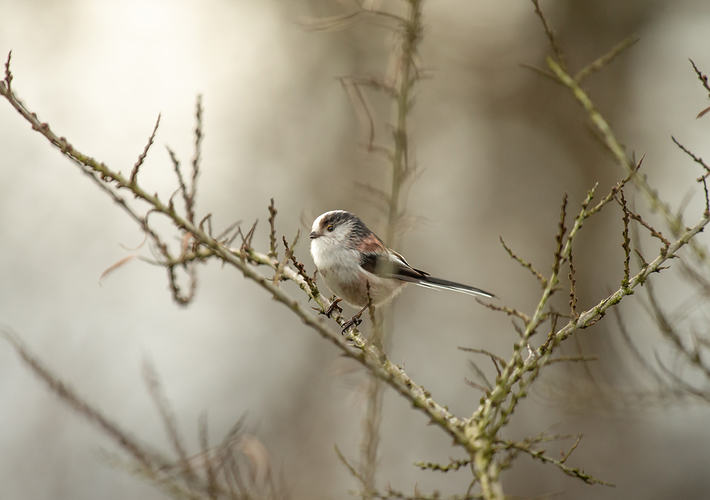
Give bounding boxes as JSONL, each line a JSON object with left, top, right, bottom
{"left": 309, "top": 210, "right": 494, "bottom": 330}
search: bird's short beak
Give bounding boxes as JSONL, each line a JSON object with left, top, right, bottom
{"left": 309, "top": 231, "right": 318, "bottom": 239}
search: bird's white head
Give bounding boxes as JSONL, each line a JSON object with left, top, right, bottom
{"left": 309, "top": 210, "right": 369, "bottom": 267}
{"left": 310, "top": 210, "right": 358, "bottom": 244}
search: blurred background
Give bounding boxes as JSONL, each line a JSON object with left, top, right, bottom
{"left": 1, "top": 0, "right": 710, "bottom": 498}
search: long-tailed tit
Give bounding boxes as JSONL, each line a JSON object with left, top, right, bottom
{"left": 309, "top": 210, "right": 494, "bottom": 330}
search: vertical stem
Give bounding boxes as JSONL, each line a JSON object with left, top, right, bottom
{"left": 474, "top": 449, "right": 504, "bottom": 500}
{"left": 361, "top": 308, "right": 385, "bottom": 498}
{"left": 361, "top": 1, "right": 423, "bottom": 498}
{"left": 361, "top": 386, "right": 384, "bottom": 490}
{"left": 385, "top": 0, "right": 421, "bottom": 247}
{"left": 361, "top": 320, "right": 385, "bottom": 495}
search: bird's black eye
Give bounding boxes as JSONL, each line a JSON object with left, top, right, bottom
{"left": 327, "top": 225, "right": 334, "bottom": 232}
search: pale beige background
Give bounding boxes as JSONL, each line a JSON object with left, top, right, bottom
{"left": 1, "top": 1, "right": 710, "bottom": 499}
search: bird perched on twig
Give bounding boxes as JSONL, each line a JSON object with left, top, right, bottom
{"left": 309, "top": 210, "right": 494, "bottom": 331}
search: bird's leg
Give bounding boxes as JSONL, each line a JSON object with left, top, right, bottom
{"left": 312, "top": 296, "right": 343, "bottom": 317}
{"left": 342, "top": 280, "right": 373, "bottom": 334}
{"left": 324, "top": 297, "right": 343, "bottom": 317}
{"left": 341, "top": 304, "right": 369, "bottom": 334}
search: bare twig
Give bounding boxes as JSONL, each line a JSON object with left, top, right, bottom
{"left": 546, "top": 355, "right": 599, "bottom": 365}
{"left": 273, "top": 231, "right": 300, "bottom": 285}
{"left": 672, "top": 136, "right": 710, "bottom": 179}
{"left": 334, "top": 444, "right": 367, "bottom": 490}
{"left": 586, "top": 156, "right": 642, "bottom": 217}
{"left": 459, "top": 347, "right": 506, "bottom": 377}
{"left": 475, "top": 298, "right": 530, "bottom": 325}
{"left": 466, "top": 360, "right": 492, "bottom": 392}
{"left": 131, "top": 114, "right": 161, "bottom": 184}
{"left": 497, "top": 439, "right": 612, "bottom": 486}
{"left": 142, "top": 357, "right": 194, "bottom": 481}
{"left": 574, "top": 36, "right": 640, "bottom": 83}
{"left": 414, "top": 457, "right": 472, "bottom": 472}
{"left": 690, "top": 58, "right": 710, "bottom": 120}
{"left": 559, "top": 434, "right": 583, "bottom": 464}
{"left": 530, "top": 0, "right": 566, "bottom": 70}
{"left": 191, "top": 95, "right": 203, "bottom": 206}
{"left": 568, "top": 249, "right": 578, "bottom": 319}
{"left": 268, "top": 198, "right": 278, "bottom": 259}
{"left": 619, "top": 190, "right": 631, "bottom": 287}
{"left": 0, "top": 329, "right": 156, "bottom": 469}
{"left": 553, "top": 194, "right": 569, "bottom": 277}
{"left": 615, "top": 195, "right": 671, "bottom": 251}
{"left": 369, "top": 485, "right": 481, "bottom": 500}
{"left": 3, "top": 51, "right": 12, "bottom": 90}
{"left": 690, "top": 58, "right": 710, "bottom": 94}
{"left": 499, "top": 236, "right": 547, "bottom": 288}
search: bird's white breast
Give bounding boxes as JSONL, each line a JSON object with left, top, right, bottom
{"left": 310, "top": 237, "right": 360, "bottom": 273}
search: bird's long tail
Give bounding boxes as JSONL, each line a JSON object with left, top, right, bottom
{"left": 415, "top": 276, "right": 495, "bottom": 299}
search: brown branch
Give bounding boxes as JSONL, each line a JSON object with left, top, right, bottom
{"left": 499, "top": 236, "right": 547, "bottom": 288}
{"left": 340, "top": 76, "right": 385, "bottom": 153}
{"left": 167, "top": 261, "right": 197, "bottom": 306}
{"left": 586, "top": 155, "right": 642, "bottom": 217}
{"left": 165, "top": 146, "right": 191, "bottom": 221}
{"left": 552, "top": 193, "right": 569, "bottom": 277}
{"left": 3, "top": 51, "right": 13, "bottom": 90}
{"left": 141, "top": 357, "right": 194, "bottom": 481}
{"left": 130, "top": 113, "right": 161, "bottom": 184}
{"left": 297, "top": 7, "right": 404, "bottom": 34}
{"left": 0, "top": 329, "right": 158, "bottom": 469}
{"left": 238, "top": 220, "right": 258, "bottom": 253}
{"left": 190, "top": 95, "right": 203, "bottom": 205}
{"left": 198, "top": 414, "right": 218, "bottom": 498}
{"left": 267, "top": 198, "right": 278, "bottom": 259}
{"left": 273, "top": 231, "right": 300, "bottom": 285}
{"left": 568, "top": 249, "right": 578, "bottom": 319}
{"left": 615, "top": 195, "right": 671, "bottom": 251}
{"left": 467, "top": 360, "right": 492, "bottom": 392}
{"left": 689, "top": 59, "right": 710, "bottom": 95}
{"left": 619, "top": 190, "right": 631, "bottom": 287}
{"left": 546, "top": 355, "right": 599, "bottom": 365}
{"left": 459, "top": 347, "right": 506, "bottom": 377}
{"left": 530, "top": 0, "right": 566, "bottom": 70}
{"left": 475, "top": 298, "right": 530, "bottom": 325}
{"left": 671, "top": 136, "right": 710, "bottom": 178}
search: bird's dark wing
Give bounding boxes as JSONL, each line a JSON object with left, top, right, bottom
{"left": 355, "top": 232, "right": 425, "bottom": 277}
{"left": 360, "top": 251, "right": 429, "bottom": 282}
